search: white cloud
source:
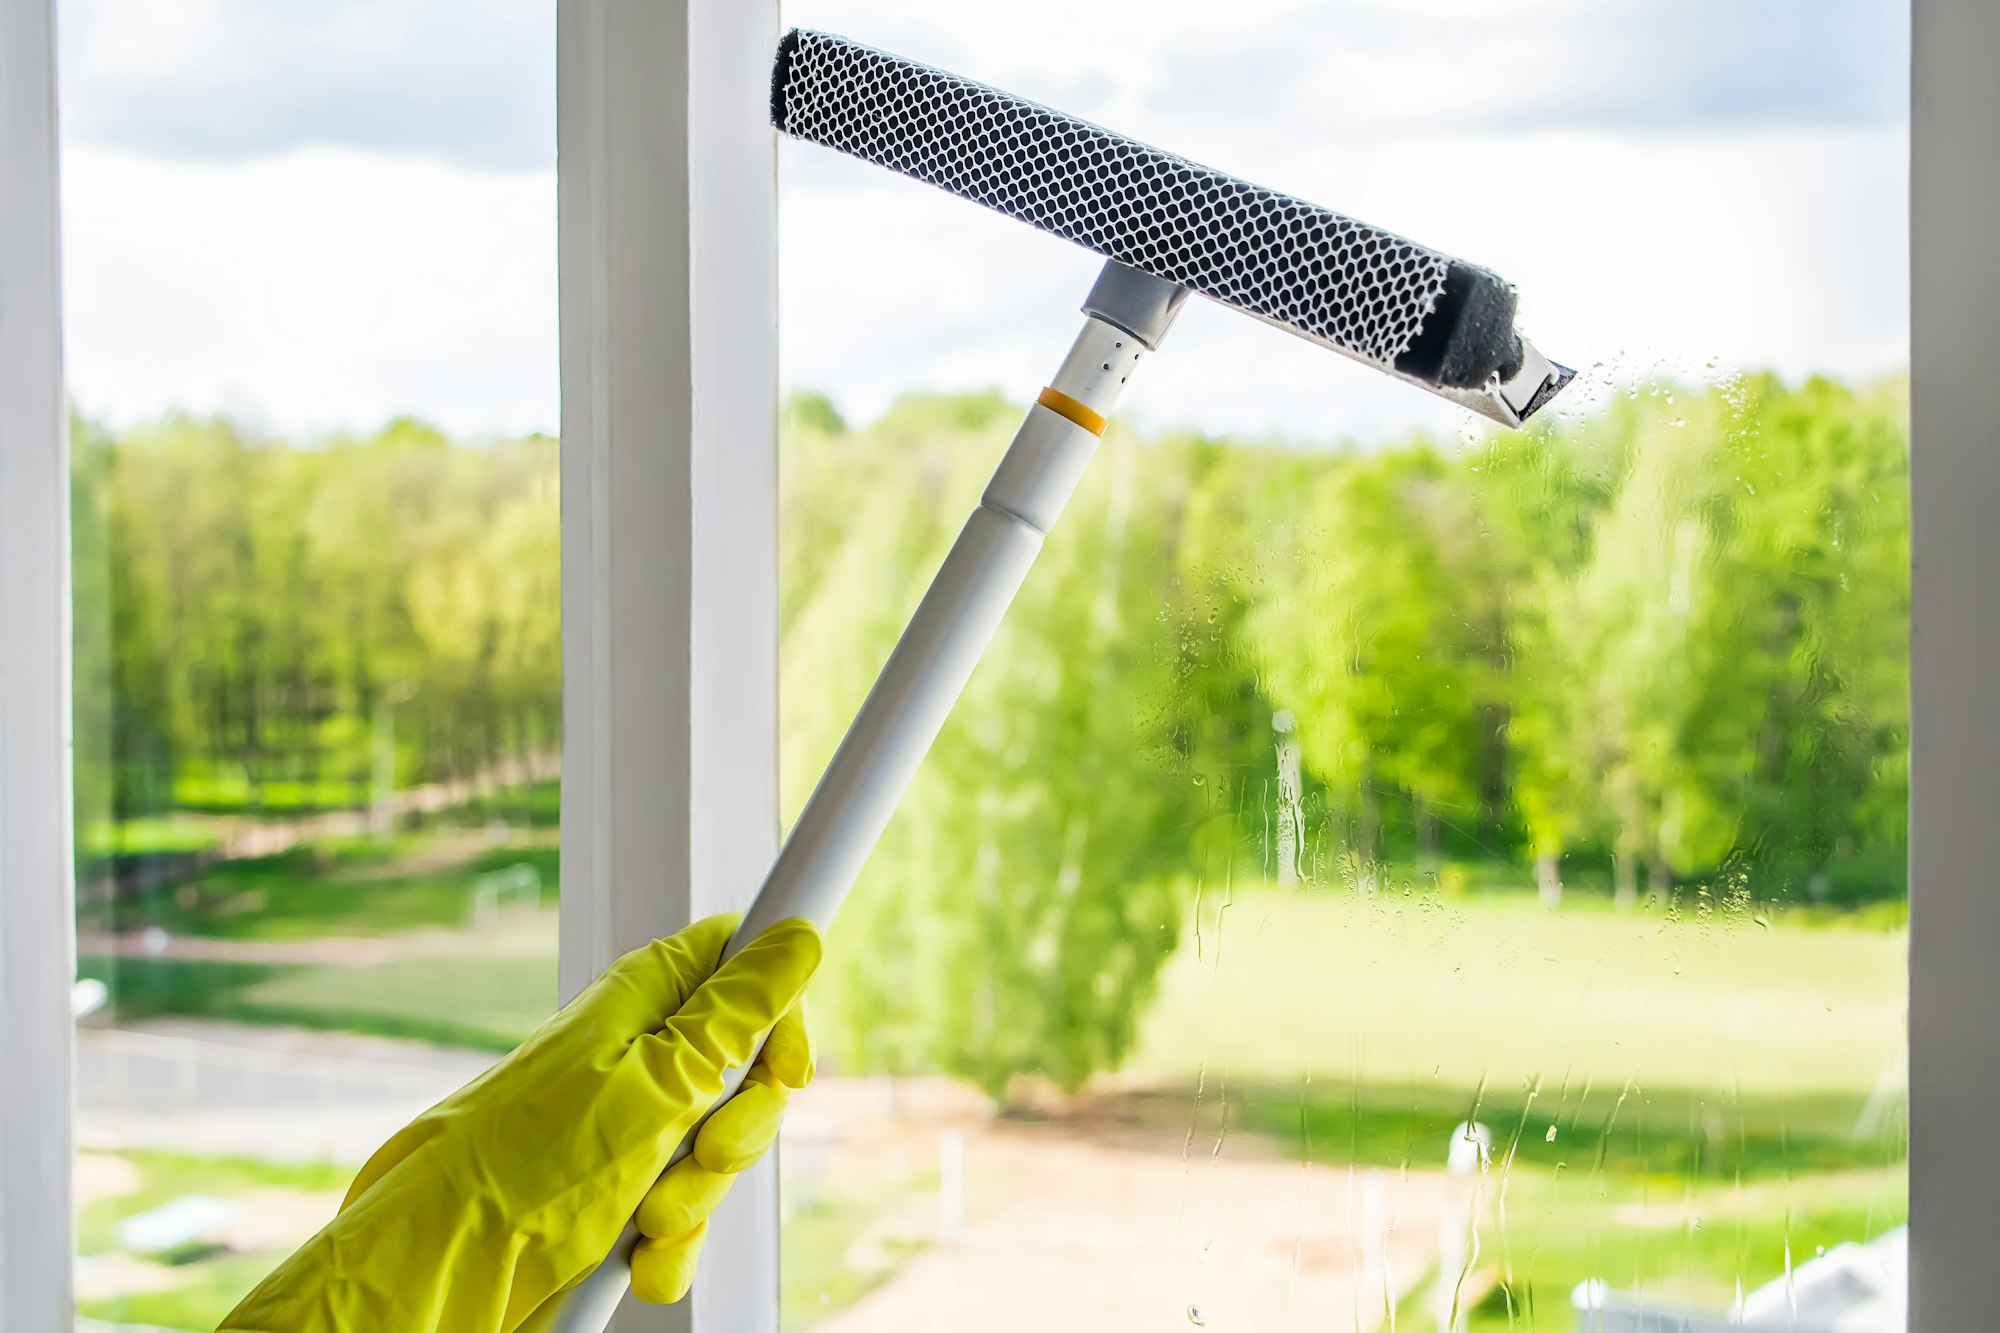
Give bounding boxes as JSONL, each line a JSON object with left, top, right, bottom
{"left": 55, "top": 2, "right": 1907, "bottom": 442}
{"left": 61, "top": 146, "right": 557, "bottom": 437}
{"left": 780, "top": 125, "right": 1908, "bottom": 441}
{"left": 61, "top": 0, "right": 554, "bottom": 170}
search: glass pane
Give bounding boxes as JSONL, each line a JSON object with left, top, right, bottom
{"left": 777, "top": 4, "right": 1908, "bottom": 1331}
{"left": 64, "top": 6, "right": 559, "bottom": 1327}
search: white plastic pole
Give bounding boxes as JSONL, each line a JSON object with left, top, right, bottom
{"left": 523, "top": 275, "right": 1179, "bottom": 1333}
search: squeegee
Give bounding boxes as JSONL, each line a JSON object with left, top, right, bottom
{"left": 525, "top": 29, "right": 1572, "bottom": 1331}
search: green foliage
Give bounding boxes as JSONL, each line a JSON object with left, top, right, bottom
{"left": 81, "top": 372, "right": 1909, "bottom": 1097}
{"left": 780, "top": 402, "right": 1223, "bottom": 1100}
{"left": 81, "top": 414, "right": 560, "bottom": 840}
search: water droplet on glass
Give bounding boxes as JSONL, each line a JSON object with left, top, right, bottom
{"left": 1545, "top": 1124, "right": 1558, "bottom": 1142}
{"left": 1186, "top": 1306, "right": 1206, "bottom": 1327}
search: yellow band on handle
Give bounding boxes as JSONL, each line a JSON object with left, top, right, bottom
{"left": 1036, "top": 386, "right": 1107, "bottom": 437}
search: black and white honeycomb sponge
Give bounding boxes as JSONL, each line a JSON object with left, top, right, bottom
{"left": 773, "top": 28, "right": 1523, "bottom": 391}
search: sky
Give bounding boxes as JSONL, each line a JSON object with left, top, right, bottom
{"left": 57, "top": 0, "right": 1909, "bottom": 442}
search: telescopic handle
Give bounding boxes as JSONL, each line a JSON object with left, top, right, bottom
{"left": 521, "top": 262, "right": 1185, "bottom": 1333}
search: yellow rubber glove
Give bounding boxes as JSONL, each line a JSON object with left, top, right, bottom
{"left": 219, "top": 913, "right": 819, "bottom": 1333}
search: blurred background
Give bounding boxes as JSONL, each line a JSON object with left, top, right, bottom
{"left": 63, "top": 2, "right": 1908, "bottom": 1330}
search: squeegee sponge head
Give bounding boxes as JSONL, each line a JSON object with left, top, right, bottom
{"left": 772, "top": 28, "right": 1522, "bottom": 391}
{"left": 1391, "top": 264, "right": 1524, "bottom": 389}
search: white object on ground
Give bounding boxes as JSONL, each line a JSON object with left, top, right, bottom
{"left": 939, "top": 1128, "right": 965, "bottom": 1245}
{"left": 1571, "top": 1225, "right": 1906, "bottom": 1332}
{"left": 114, "top": 1194, "right": 239, "bottom": 1254}
{"left": 72, "top": 978, "right": 109, "bottom": 1018}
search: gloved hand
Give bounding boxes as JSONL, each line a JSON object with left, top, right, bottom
{"left": 219, "top": 913, "right": 820, "bottom": 1332}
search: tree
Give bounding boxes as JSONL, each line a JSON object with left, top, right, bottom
{"left": 788, "top": 401, "right": 1204, "bottom": 1101}
{"left": 1471, "top": 420, "right": 1618, "bottom": 905}
{"left": 1242, "top": 445, "right": 1491, "bottom": 890}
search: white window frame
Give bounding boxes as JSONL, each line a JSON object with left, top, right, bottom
{"left": 1, "top": 0, "right": 75, "bottom": 1328}
{"left": 1905, "top": 1, "right": 2000, "bottom": 1327}
{"left": 0, "top": 0, "right": 1991, "bottom": 1327}
{"left": 555, "top": 1, "right": 781, "bottom": 1329}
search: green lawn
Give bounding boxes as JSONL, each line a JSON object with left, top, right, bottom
{"left": 1115, "top": 883, "right": 1907, "bottom": 1329}
{"left": 1131, "top": 884, "right": 1906, "bottom": 1097}
{"left": 80, "top": 946, "right": 556, "bottom": 1053}
{"left": 80, "top": 814, "right": 226, "bottom": 860}
{"left": 1446, "top": 1166, "right": 1903, "bottom": 1331}
{"left": 79, "top": 842, "right": 1908, "bottom": 1330}
{"left": 76, "top": 1148, "right": 928, "bottom": 1333}
{"left": 77, "top": 1151, "right": 352, "bottom": 1331}
{"left": 81, "top": 1251, "right": 292, "bottom": 1331}
{"left": 243, "top": 950, "right": 557, "bottom": 1049}
{"left": 129, "top": 838, "right": 559, "bottom": 941}
{"left": 781, "top": 1183, "right": 933, "bottom": 1331}
{"left": 78, "top": 1151, "right": 350, "bottom": 1257}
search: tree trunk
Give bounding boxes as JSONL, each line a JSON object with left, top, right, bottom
{"left": 1536, "top": 852, "right": 1562, "bottom": 910}
{"left": 1415, "top": 802, "right": 1439, "bottom": 875}
{"left": 1648, "top": 856, "right": 1671, "bottom": 905}
{"left": 1613, "top": 852, "right": 1638, "bottom": 910}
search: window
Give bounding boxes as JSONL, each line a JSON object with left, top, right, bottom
{"left": 773, "top": 3, "right": 1909, "bottom": 1329}
{"left": 19, "top": 0, "right": 2000, "bottom": 1328}
{"left": 58, "top": 5, "right": 561, "bottom": 1327}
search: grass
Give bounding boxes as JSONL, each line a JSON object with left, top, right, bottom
{"left": 79, "top": 814, "right": 225, "bottom": 860}
{"left": 446, "top": 779, "right": 561, "bottom": 829}
{"left": 73, "top": 1145, "right": 925, "bottom": 1333}
{"left": 79, "top": 1251, "right": 290, "bottom": 1331}
{"left": 78, "top": 1151, "right": 349, "bottom": 1256}
{"left": 78, "top": 835, "right": 1909, "bottom": 1328}
{"left": 1111, "top": 1071, "right": 1901, "bottom": 1187}
{"left": 78, "top": 950, "right": 555, "bottom": 1052}
{"left": 74, "top": 1143, "right": 924, "bottom": 1333}
{"left": 77, "top": 1150, "right": 352, "bottom": 1332}
{"left": 79, "top": 830, "right": 562, "bottom": 1049}
{"left": 1129, "top": 883, "right": 1906, "bottom": 1098}
{"left": 172, "top": 772, "right": 375, "bottom": 814}
{"left": 242, "top": 951, "right": 556, "bottom": 1049}
{"left": 130, "top": 839, "right": 559, "bottom": 941}
{"left": 1103, "top": 881, "right": 1907, "bottom": 1328}
{"left": 781, "top": 1185, "right": 933, "bottom": 1331}
{"left": 1395, "top": 1164, "right": 1905, "bottom": 1331}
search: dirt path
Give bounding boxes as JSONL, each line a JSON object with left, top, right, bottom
{"left": 818, "top": 1136, "right": 1450, "bottom": 1332}
{"left": 788, "top": 1079, "right": 1462, "bottom": 1333}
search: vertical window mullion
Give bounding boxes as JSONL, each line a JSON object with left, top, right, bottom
{"left": 556, "top": 2, "right": 782, "bottom": 1330}
{"left": 1909, "top": 0, "right": 2000, "bottom": 1327}
{"left": 0, "top": 0, "right": 76, "bottom": 1326}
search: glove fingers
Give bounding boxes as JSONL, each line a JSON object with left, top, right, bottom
{"left": 630, "top": 919, "right": 821, "bottom": 1105}
{"left": 630, "top": 1220, "right": 707, "bottom": 1306}
{"left": 585, "top": 913, "right": 741, "bottom": 1039}
{"left": 758, "top": 1001, "right": 815, "bottom": 1090}
{"left": 636, "top": 1156, "right": 734, "bottom": 1242}
{"left": 694, "top": 1069, "right": 792, "bottom": 1175}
